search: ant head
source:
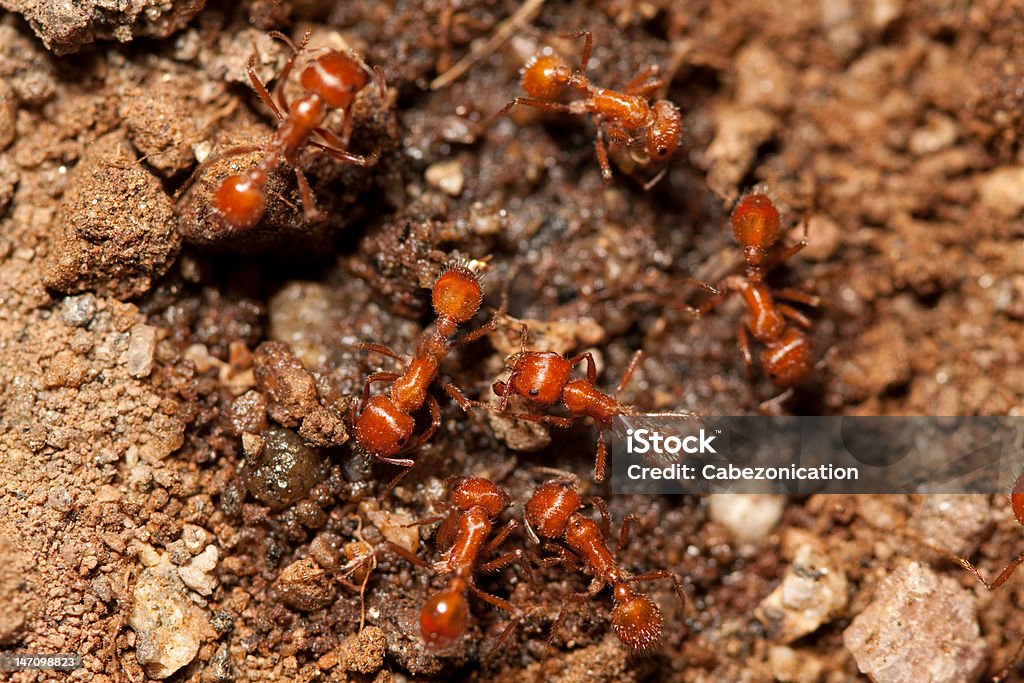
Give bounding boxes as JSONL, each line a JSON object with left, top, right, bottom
{"left": 353, "top": 395, "right": 415, "bottom": 456}
{"left": 506, "top": 352, "right": 573, "bottom": 406}
{"left": 420, "top": 586, "right": 469, "bottom": 650}
{"left": 525, "top": 482, "right": 581, "bottom": 538}
{"left": 432, "top": 265, "right": 483, "bottom": 324}
{"left": 451, "top": 477, "right": 509, "bottom": 518}
{"left": 645, "top": 101, "right": 682, "bottom": 163}
{"left": 611, "top": 585, "right": 664, "bottom": 652}
{"left": 731, "top": 193, "right": 781, "bottom": 264}
{"left": 521, "top": 54, "right": 570, "bottom": 99}
{"left": 214, "top": 169, "right": 267, "bottom": 230}
{"left": 760, "top": 328, "right": 812, "bottom": 388}
{"left": 299, "top": 50, "right": 371, "bottom": 109}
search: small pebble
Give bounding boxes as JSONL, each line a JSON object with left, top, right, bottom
{"left": 843, "top": 561, "right": 986, "bottom": 683}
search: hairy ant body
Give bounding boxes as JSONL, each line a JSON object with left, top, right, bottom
{"left": 492, "top": 325, "right": 694, "bottom": 482}
{"left": 416, "top": 477, "right": 523, "bottom": 651}
{"left": 353, "top": 263, "right": 499, "bottom": 470}
{"left": 958, "top": 472, "right": 1024, "bottom": 682}
{"left": 499, "top": 30, "right": 682, "bottom": 186}
{"left": 178, "top": 31, "right": 385, "bottom": 230}
{"left": 525, "top": 480, "right": 685, "bottom": 651}
{"left": 695, "top": 193, "right": 819, "bottom": 393}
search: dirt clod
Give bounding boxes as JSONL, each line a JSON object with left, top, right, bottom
{"left": 42, "top": 133, "right": 180, "bottom": 299}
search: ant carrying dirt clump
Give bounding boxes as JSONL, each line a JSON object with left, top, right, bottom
{"left": 176, "top": 30, "right": 388, "bottom": 248}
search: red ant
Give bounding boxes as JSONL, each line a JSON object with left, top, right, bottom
{"left": 411, "top": 477, "right": 524, "bottom": 651}
{"left": 958, "top": 472, "right": 1024, "bottom": 682}
{"left": 352, "top": 262, "right": 499, "bottom": 471}
{"left": 499, "top": 30, "right": 682, "bottom": 187}
{"left": 524, "top": 480, "right": 685, "bottom": 651}
{"left": 492, "top": 324, "right": 695, "bottom": 482}
{"left": 177, "top": 30, "right": 385, "bottom": 230}
{"left": 694, "top": 193, "right": 819, "bottom": 398}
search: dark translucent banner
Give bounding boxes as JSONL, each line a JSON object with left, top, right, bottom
{"left": 609, "top": 416, "right": 1023, "bottom": 494}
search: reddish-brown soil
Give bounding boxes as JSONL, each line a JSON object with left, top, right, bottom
{"left": 2, "top": 1, "right": 1024, "bottom": 681}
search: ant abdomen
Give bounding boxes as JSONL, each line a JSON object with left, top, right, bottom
{"left": 611, "top": 587, "right": 664, "bottom": 652}
{"left": 353, "top": 395, "right": 415, "bottom": 457}
{"left": 421, "top": 583, "right": 470, "bottom": 650}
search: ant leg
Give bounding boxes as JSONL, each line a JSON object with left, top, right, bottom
{"left": 483, "top": 615, "right": 521, "bottom": 659}
{"left": 504, "top": 412, "right": 577, "bottom": 429}
{"left": 958, "top": 554, "right": 1024, "bottom": 591}
{"left": 616, "top": 349, "right": 644, "bottom": 394}
{"left": 451, "top": 314, "right": 503, "bottom": 347}
{"left": 309, "top": 138, "right": 381, "bottom": 167}
{"left": 358, "top": 372, "right": 400, "bottom": 412}
{"left": 478, "top": 549, "right": 524, "bottom": 574}
{"left": 359, "top": 341, "right": 407, "bottom": 362}
{"left": 540, "top": 542, "right": 583, "bottom": 571}
{"left": 619, "top": 514, "right": 640, "bottom": 551}
{"left": 529, "top": 466, "right": 580, "bottom": 485}
{"left": 736, "top": 322, "right": 754, "bottom": 370}
{"left": 693, "top": 277, "right": 742, "bottom": 316}
{"left": 379, "top": 461, "right": 416, "bottom": 490}
{"left": 267, "top": 29, "right": 307, "bottom": 55}
{"left": 993, "top": 635, "right": 1024, "bottom": 683}
{"left": 776, "top": 288, "right": 821, "bottom": 308}
{"left": 626, "top": 569, "right": 688, "bottom": 611}
{"left": 622, "top": 65, "right": 663, "bottom": 95}
{"left": 566, "top": 352, "right": 598, "bottom": 384}
{"left": 561, "top": 30, "right": 594, "bottom": 73}
{"left": 247, "top": 54, "right": 285, "bottom": 122}
{"left": 293, "top": 166, "right": 321, "bottom": 222}
{"left": 643, "top": 166, "right": 670, "bottom": 192}
{"left": 604, "top": 124, "right": 639, "bottom": 147}
{"left": 266, "top": 30, "right": 310, "bottom": 114}
{"left": 400, "top": 394, "right": 443, "bottom": 455}
{"left": 380, "top": 540, "right": 429, "bottom": 567}
{"left": 469, "top": 585, "right": 517, "bottom": 613}
{"left": 442, "top": 383, "right": 479, "bottom": 412}
{"left": 483, "top": 519, "right": 519, "bottom": 555}
{"left": 591, "top": 496, "right": 612, "bottom": 539}
{"left": 777, "top": 303, "right": 814, "bottom": 330}
{"left": 548, "top": 580, "right": 604, "bottom": 644}
{"left": 759, "top": 388, "right": 794, "bottom": 416}
{"left": 372, "top": 65, "right": 388, "bottom": 99}
{"left": 593, "top": 126, "right": 614, "bottom": 182}
{"left": 405, "top": 513, "right": 448, "bottom": 528}
{"left": 497, "top": 97, "right": 575, "bottom": 118}
{"left": 594, "top": 431, "right": 609, "bottom": 482}
{"left": 767, "top": 240, "right": 807, "bottom": 269}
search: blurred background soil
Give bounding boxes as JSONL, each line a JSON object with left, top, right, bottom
{"left": 1, "top": 0, "right": 1024, "bottom": 681}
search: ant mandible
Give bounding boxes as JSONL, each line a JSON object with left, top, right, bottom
{"left": 352, "top": 262, "right": 499, "bottom": 471}
{"left": 695, "top": 193, "right": 820, "bottom": 396}
{"left": 958, "top": 472, "right": 1024, "bottom": 682}
{"left": 413, "top": 477, "right": 524, "bottom": 651}
{"left": 492, "top": 324, "right": 695, "bottom": 482}
{"left": 499, "top": 30, "right": 682, "bottom": 186}
{"left": 177, "top": 30, "right": 386, "bottom": 230}
{"left": 524, "top": 480, "right": 685, "bottom": 651}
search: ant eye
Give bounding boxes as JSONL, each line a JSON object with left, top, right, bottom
{"left": 529, "top": 388, "right": 539, "bottom": 396}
